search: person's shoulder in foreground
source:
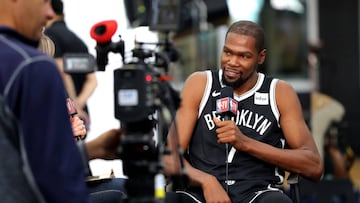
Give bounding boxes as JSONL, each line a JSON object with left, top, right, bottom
{"left": 0, "top": 0, "right": 89, "bottom": 202}
{"left": 166, "top": 20, "right": 323, "bottom": 203}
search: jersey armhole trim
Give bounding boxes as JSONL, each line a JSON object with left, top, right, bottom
{"left": 270, "top": 79, "right": 280, "bottom": 127}
{"left": 198, "top": 70, "right": 212, "bottom": 118}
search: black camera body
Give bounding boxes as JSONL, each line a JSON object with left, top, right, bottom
{"left": 112, "top": 43, "right": 179, "bottom": 203}
{"left": 114, "top": 65, "right": 157, "bottom": 125}
{"left": 90, "top": 2, "right": 184, "bottom": 199}
{"left": 114, "top": 63, "right": 160, "bottom": 172}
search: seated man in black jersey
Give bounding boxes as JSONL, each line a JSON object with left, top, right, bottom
{"left": 166, "top": 20, "right": 323, "bottom": 203}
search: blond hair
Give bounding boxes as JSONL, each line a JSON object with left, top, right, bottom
{"left": 38, "top": 34, "right": 55, "bottom": 56}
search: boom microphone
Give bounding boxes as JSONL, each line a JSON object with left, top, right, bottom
{"left": 216, "top": 86, "right": 238, "bottom": 120}
{"left": 90, "top": 20, "right": 124, "bottom": 71}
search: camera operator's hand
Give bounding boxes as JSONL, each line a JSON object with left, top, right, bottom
{"left": 85, "top": 129, "right": 122, "bottom": 160}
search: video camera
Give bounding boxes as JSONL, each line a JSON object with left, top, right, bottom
{"left": 87, "top": 13, "right": 182, "bottom": 203}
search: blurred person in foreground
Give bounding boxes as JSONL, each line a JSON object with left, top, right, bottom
{"left": 45, "top": 0, "right": 97, "bottom": 134}
{"left": 38, "top": 32, "right": 126, "bottom": 203}
{"left": 0, "top": 0, "right": 88, "bottom": 202}
{"left": 166, "top": 20, "right": 323, "bottom": 203}
{"left": 38, "top": 31, "right": 87, "bottom": 140}
{"left": 0, "top": 0, "right": 124, "bottom": 202}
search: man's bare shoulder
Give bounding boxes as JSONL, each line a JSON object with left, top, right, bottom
{"left": 181, "top": 71, "right": 209, "bottom": 102}
{"left": 186, "top": 71, "right": 207, "bottom": 81}
{"left": 275, "top": 79, "right": 296, "bottom": 95}
{"left": 182, "top": 71, "right": 208, "bottom": 90}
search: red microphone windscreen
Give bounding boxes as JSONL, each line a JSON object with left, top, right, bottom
{"left": 90, "top": 20, "right": 118, "bottom": 44}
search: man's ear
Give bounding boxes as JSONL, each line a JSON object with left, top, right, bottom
{"left": 258, "top": 49, "right": 266, "bottom": 65}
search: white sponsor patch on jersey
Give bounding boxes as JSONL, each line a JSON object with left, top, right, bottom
{"left": 254, "top": 92, "right": 269, "bottom": 105}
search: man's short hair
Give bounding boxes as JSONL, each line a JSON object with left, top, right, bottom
{"left": 226, "top": 20, "right": 265, "bottom": 53}
{"left": 51, "top": 0, "right": 63, "bottom": 15}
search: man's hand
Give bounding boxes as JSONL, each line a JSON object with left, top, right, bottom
{"left": 70, "top": 116, "right": 86, "bottom": 140}
{"left": 76, "top": 108, "right": 90, "bottom": 131}
{"left": 86, "top": 129, "right": 122, "bottom": 160}
{"left": 202, "top": 175, "right": 231, "bottom": 203}
{"left": 213, "top": 117, "right": 249, "bottom": 151}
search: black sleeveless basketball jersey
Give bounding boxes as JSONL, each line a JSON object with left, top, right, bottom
{"left": 186, "top": 69, "right": 286, "bottom": 198}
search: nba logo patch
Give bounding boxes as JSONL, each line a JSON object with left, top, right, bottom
{"left": 254, "top": 92, "right": 268, "bottom": 105}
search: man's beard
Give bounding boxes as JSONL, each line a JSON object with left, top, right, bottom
{"left": 222, "top": 72, "right": 250, "bottom": 89}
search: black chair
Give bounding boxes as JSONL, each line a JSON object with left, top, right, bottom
{"left": 287, "top": 173, "right": 301, "bottom": 203}
{"left": 287, "top": 173, "right": 358, "bottom": 203}
{"left": 299, "top": 178, "right": 356, "bottom": 203}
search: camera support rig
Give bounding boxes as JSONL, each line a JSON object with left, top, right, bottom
{"left": 90, "top": 19, "right": 185, "bottom": 203}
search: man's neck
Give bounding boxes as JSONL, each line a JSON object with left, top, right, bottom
{"left": 46, "top": 15, "right": 64, "bottom": 27}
